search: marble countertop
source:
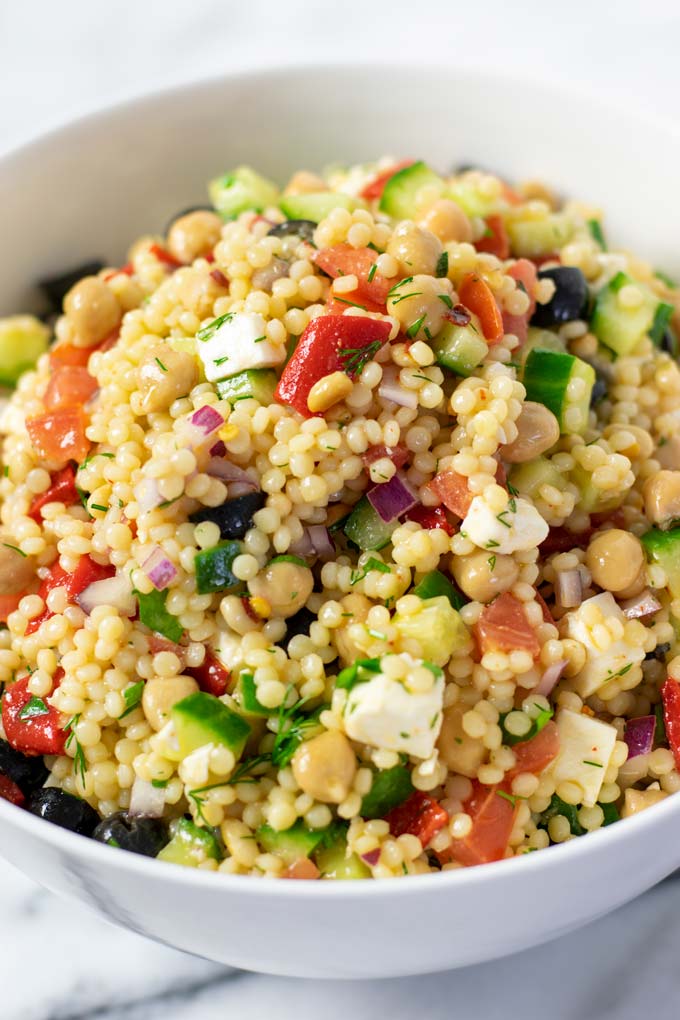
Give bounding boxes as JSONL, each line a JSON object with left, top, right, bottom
{"left": 2, "top": 1, "right": 680, "bottom": 1016}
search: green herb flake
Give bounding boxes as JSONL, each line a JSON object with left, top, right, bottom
{"left": 437, "top": 293, "right": 453, "bottom": 309}
{"left": 388, "top": 276, "right": 413, "bottom": 295}
{"left": 90, "top": 504, "right": 108, "bottom": 513}
{"left": 339, "top": 340, "right": 382, "bottom": 378}
{"left": 151, "top": 779, "right": 169, "bottom": 789}
{"left": 496, "top": 510, "right": 512, "bottom": 528}
{"left": 582, "top": 759, "right": 603, "bottom": 768}
{"left": 19, "top": 696, "right": 49, "bottom": 719}
{"left": 334, "top": 296, "right": 367, "bottom": 311}
{"left": 350, "top": 557, "right": 391, "bottom": 585}
{"left": 367, "top": 263, "right": 378, "bottom": 283}
{"left": 406, "top": 315, "right": 426, "bottom": 339}
{"left": 2, "top": 543, "right": 26, "bottom": 558}
{"left": 65, "top": 714, "right": 88, "bottom": 785}
{"left": 655, "top": 270, "right": 677, "bottom": 290}
{"left": 486, "top": 540, "right": 500, "bottom": 549}
{"left": 587, "top": 219, "right": 607, "bottom": 251}
{"left": 154, "top": 357, "right": 167, "bottom": 372}
{"left": 496, "top": 790, "right": 517, "bottom": 806}
{"left": 3, "top": 466, "right": 8, "bottom": 478}
{"left": 213, "top": 355, "right": 230, "bottom": 367}
{"left": 270, "top": 690, "right": 325, "bottom": 769}
{"left": 435, "top": 251, "right": 449, "bottom": 278}
{"left": 487, "top": 555, "right": 496, "bottom": 572}
{"left": 119, "top": 680, "right": 145, "bottom": 719}
{"left": 196, "top": 312, "right": 234, "bottom": 342}
{"left": 253, "top": 335, "right": 266, "bottom": 344}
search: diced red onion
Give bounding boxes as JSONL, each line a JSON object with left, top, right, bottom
{"left": 129, "top": 777, "right": 166, "bottom": 818}
{"left": 620, "top": 589, "right": 662, "bottom": 619}
{"left": 624, "top": 715, "right": 656, "bottom": 759}
{"left": 209, "top": 440, "right": 227, "bottom": 458}
{"left": 536, "top": 659, "right": 567, "bottom": 697}
{"left": 76, "top": 573, "right": 136, "bottom": 617}
{"left": 290, "top": 529, "right": 314, "bottom": 558}
{"left": 308, "top": 525, "right": 335, "bottom": 561}
{"left": 360, "top": 848, "right": 381, "bottom": 866}
{"left": 190, "top": 404, "right": 225, "bottom": 435}
{"left": 134, "top": 477, "right": 164, "bottom": 512}
{"left": 142, "top": 546, "right": 177, "bottom": 591}
{"left": 378, "top": 366, "right": 418, "bottom": 409}
{"left": 556, "top": 569, "right": 582, "bottom": 608}
{"left": 367, "top": 472, "right": 418, "bottom": 523}
{"left": 206, "top": 457, "right": 258, "bottom": 494}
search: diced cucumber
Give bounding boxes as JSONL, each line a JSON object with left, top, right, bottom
{"left": 431, "top": 314, "right": 488, "bottom": 377}
{"left": 172, "top": 691, "right": 251, "bottom": 758}
{"left": 412, "top": 569, "right": 466, "bottom": 610}
{"left": 314, "top": 831, "right": 370, "bottom": 880}
{"left": 343, "top": 496, "right": 395, "bottom": 551}
{"left": 360, "top": 765, "right": 414, "bottom": 819}
{"left": 157, "top": 817, "right": 222, "bottom": 867}
{"left": 257, "top": 820, "right": 328, "bottom": 864}
{"left": 392, "top": 595, "right": 469, "bottom": 666}
{"left": 447, "top": 177, "right": 501, "bottom": 218}
{"left": 519, "top": 326, "right": 566, "bottom": 366}
{"left": 215, "top": 368, "right": 278, "bottom": 406}
{"left": 379, "top": 161, "right": 445, "bottom": 219}
{"left": 591, "top": 272, "right": 658, "bottom": 356}
{"left": 522, "top": 347, "right": 594, "bottom": 434}
{"left": 236, "top": 672, "right": 272, "bottom": 717}
{"left": 194, "top": 540, "right": 242, "bottom": 594}
{"left": 0, "top": 315, "right": 50, "bottom": 387}
{"left": 279, "top": 192, "right": 358, "bottom": 223}
{"left": 570, "top": 461, "right": 622, "bottom": 514}
{"left": 209, "top": 166, "right": 279, "bottom": 219}
{"left": 641, "top": 527, "right": 680, "bottom": 600}
{"left": 506, "top": 213, "right": 573, "bottom": 258}
{"left": 509, "top": 457, "right": 568, "bottom": 501}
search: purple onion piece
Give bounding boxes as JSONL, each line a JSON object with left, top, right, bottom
{"left": 360, "top": 848, "right": 381, "bottom": 866}
{"left": 190, "top": 404, "right": 224, "bottom": 436}
{"left": 624, "top": 715, "right": 656, "bottom": 759}
{"left": 142, "top": 547, "right": 178, "bottom": 591}
{"left": 367, "top": 472, "right": 418, "bottom": 523}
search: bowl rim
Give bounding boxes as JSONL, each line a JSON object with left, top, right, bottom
{"left": 1, "top": 62, "right": 680, "bottom": 898}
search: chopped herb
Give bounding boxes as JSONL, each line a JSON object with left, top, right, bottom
{"left": 271, "top": 690, "right": 325, "bottom": 768}
{"left": 90, "top": 504, "right": 108, "bottom": 513}
{"left": 367, "top": 263, "right": 378, "bottom": 283}
{"left": 438, "top": 293, "right": 453, "bottom": 309}
{"left": 412, "top": 373, "right": 432, "bottom": 382}
{"left": 539, "top": 794, "right": 585, "bottom": 837}
{"left": 350, "top": 557, "right": 391, "bottom": 585}
{"left": 367, "top": 242, "right": 381, "bottom": 253}
{"left": 604, "top": 662, "right": 633, "bottom": 682}
{"left": 500, "top": 704, "right": 554, "bottom": 747}
{"left": 406, "top": 315, "right": 426, "bottom": 339}
{"left": 158, "top": 496, "right": 181, "bottom": 509}
{"left": 481, "top": 224, "right": 494, "bottom": 239}
{"left": 154, "top": 357, "right": 167, "bottom": 372}
{"left": 402, "top": 862, "right": 409, "bottom": 875}
{"left": 65, "top": 715, "right": 87, "bottom": 785}
{"left": 487, "top": 555, "right": 497, "bottom": 572}
{"left": 654, "top": 701, "right": 667, "bottom": 746}
{"left": 495, "top": 511, "right": 512, "bottom": 528}
{"left": 399, "top": 731, "right": 410, "bottom": 739}
{"left": 151, "top": 779, "right": 168, "bottom": 789}
{"left": 339, "top": 340, "right": 382, "bottom": 378}
{"left": 135, "top": 587, "right": 183, "bottom": 643}
{"left": 119, "top": 680, "right": 145, "bottom": 719}
{"left": 79, "top": 451, "right": 115, "bottom": 472}
{"left": 388, "top": 276, "right": 413, "bottom": 295}
{"left": 334, "top": 296, "right": 367, "bottom": 311}
{"left": 196, "top": 312, "right": 234, "bottom": 342}
{"left": 3, "top": 466, "right": 8, "bottom": 477}
{"left": 508, "top": 497, "right": 517, "bottom": 513}
{"left": 390, "top": 291, "right": 423, "bottom": 306}
{"left": 587, "top": 219, "right": 607, "bottom": 251}
{"left": 18, "top": 696, "right": 49, "bottom": 719}
{"left": 2, "top": 543, "right": 26, "bottom": 557}
{"left": 367, "top": 628, "right": 387, "bottom": 641}
{"left": 582, "top": 759, "right": 603, "bottom": 768}
{"left": 429, "top": 712, "right": 440, "bottom": 729}
{"left": 435, "top": 251, "right": 449, "bottom": 278}
{"left": 253, "top": 335, "right": 266, "bottom": 344}
{"left": 423, "top": 326, "right": 433, "bottom": 341}
{"left": 507, "top": 481, "right": 519, "bottom": 497}
{"left": 496, "top": 790, "right": 517, "bottom": 806}
{"left": 454, "top": 737, "right": 463, "bottom": 745}
{"left": 213, "top": 355, "right": 230, "bottom": 367}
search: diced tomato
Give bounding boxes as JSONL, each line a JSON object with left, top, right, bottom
{"left": 361, "top": 444, "right": 409, "bottom": 470}
{"left": 283, "top": 858, "right": 321, "bottom": 880}
{"left": 28, "top": 464, "right": 80, "bottom": 523}
{"left": 386, "top": 791, "right": 449, "bottom": 847}
{"left": 507, "top": 721, "right": 560, "bottom": 779}
{"left": 459, "top": 272, "right": 504, "bottom": 344}
{"left": 25, "top": 556, "right": 114, "bottom": 635}
{"left": 439, "top": 781, "right": 518, "bottom": 867}
{"left": 360, "top": 160, "right": 414, "bottom": 201}
{"left": 2, "top": 671, "right": 66, "bottom": 756}
{"left": 187, "top": 651, "right": 231, "bottom": 697}
{"left": 325, "top": 295, "right": 387, "bottom": 316}
{"left": 474, "top": 592, "right": 541, "bottom": 659}
{"left": 44, "top": 366, "right": 98, "bottom": 411}
{"left": 502, "top": 259, "right": 537, "bottom": 343}
{"left": 662, "top": 678, "right": 680, "bottom": 770}
{"left": 475, "top": 215, "right": 510, "bottom": 260}
{"left": 275, "top": 315, "right": 391, "bottom": 418}
{"left": 315, "top": 244, "right": 391, "bottom": 308}
{"left": 428, "top": 469, "right": 474, "bottom": 518}
{"left": 0, "top": 594, "right": 22, "bottom": 623}
{"left": 26, "top": 406, "right": 90, "bottom": 464}
{"left": 0, "top": 773, "right": 25, "bottom": 807}
{"left": 402, "top": 503, "right": 455, "bottom": 536}
{"left": 49, "top": 344, "right": 93, "bottom": 369}
{"left": 148, "top": 243, "right": 184, "bottom": 268}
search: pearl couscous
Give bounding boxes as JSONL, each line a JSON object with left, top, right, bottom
{"left": 0, "top": 157, "right": 679, "bottom": 879}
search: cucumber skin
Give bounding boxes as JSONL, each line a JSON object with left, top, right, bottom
{"left": 172, "top": 691, "right": 251, "bottom": 758}
{"left": 279, "top": 192, "right": 357, "bottom": 223}
{"left": 591, "top": 271, "right": 656, "bottom": 356}
{"left": 523, "top": 347, "right": 594, "bottom": 434}
{"left": 432, "top": 320, "right": 488, "bottom": 377}
{"left": 641, "top": 527, "right": 680, "bottom": 599}
{"left": 215, "top": 369, "right": 277, "bottom": 406}
{"left": 378, "top": 161, "right": 444, "bottom": 219}
{"left": 343, "top": 496, "right": 394, "bottom": 551}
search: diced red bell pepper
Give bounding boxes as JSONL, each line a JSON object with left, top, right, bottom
{"left": 458, "top": 272, "right": 504, "bottom": 344}
{"left": 474, "top": 592, "right": 541, "bottom": 659}
{"left": 428, "top": 469, "right": 474, "bottom": 518}
{"left": 187, "top": 651, "right": 231, "bottom": 697}
{"left": 475, "top": 215, "right": 510, "bottom": 260}
{"left": 43, "top": 366, "right": 98, "bottom": 411}
{"left": 502, "top": 259, "right": 537, "bottom": 343}
{"left": 0, "top": 594, "right": 22, "bottom": 623}
{"left": 26, "top": 406, "right": 90, "bottom": 463}
{"left": 385, "top": 791, "right": 449, "bottom": 847}
{"left": 361, "top": 444, "right": 409, "bottom": 470}
{"left": 439, "top": 781, "right": 518, "bottom": 867}
{"left": 0, "top": 772, "right": 25, "bottom": 807}
{"left": 49, "top": 343, "right": 94, "bottom": 369}
{"left": 25, "top": 556, "right": 115, "bottom": 635}
{"left": 275, "top": 315, "right": 391, "bottom": 418}
{"left": 2, "top": 671, "right": 66, "bottom": 756}
{"left": 28, "top": 465, "right": 80, "bottom": 523}
{"left": 506, "top": 721, "right": 560, "bottom": 779}
{"left": 149, "top": 243, "right": 184, "bottom": 268}
{"left": 314, "top": 244, "right": 391, "bottom": 308}
{"left": 402, "top": 503, "right": 455, "bottom": 536}
{"left": 662, "top": 678, "right": 680, "bottom": 770}
{"left": 360, "top": 160, "right": 415, "bottom": 201}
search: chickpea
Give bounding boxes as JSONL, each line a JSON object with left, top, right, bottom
{"left": 292, "top": 730, "right": 357, "bottom": 803}
{"left": 418, "top": 198, "right": 473, "bottom": 243}
{"left": 386, "top": 222, "right": 442, "bottom": 276}
{"left": 334, "top": 593, "right": 371, "bottom": 665}
{"left": 167, "top": 210, "right": 223, "bottom": 265}
{"left": 436, "top": 704, "right": 487, "bottom": 777}
{"left": 621, "top": 787, "right": 668, "bottom": 819}
{"left": 386, "top": 273, "right": 453, "bottom": 341}
{"left": 0, "top": 539, "right": 35, "bottom": 594}
{"left": 502, "top": 402, "right": 560, "bottom": 463}
{"left": 451, "top": 550, "right": 519, "bottom": 603}
{"left": 136, "top": 347, "right": 199, "bottom": 414}
{"left": 248, "top": 559, "right": 314, "bottom": 618}
{"left": 142, "top": 675, "right": 199, "bottom": 731}
{"left": 586, "top": 530, "right": 646, "bottom": 598}
{"left": 64, "top": 276, "right": 121, "bottom": 347}
{"left": 176, "top": 267, "right": 228, "bottom": 318}
{"left": 643, "top": 470, "right": 680, "bottom": 526}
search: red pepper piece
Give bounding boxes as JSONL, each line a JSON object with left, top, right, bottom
{"left": 662, "top": 678, "right": 680, "bottom": 770}
{"left": 439, "top": 781, "right": 518, "bottom": 867}
{"left": 275, "top": 315, "right": 391, "bottom": 418}
{"left": 28, "top": 465, "right": 80, "bottom": 523}
{"left": 25, "top": 556, "right": 115, "bottom": 635}
{"left": 402, "top": 503, "right": 454, "bottom": 536}
{"left": 148, "top": 243, "right": 184, "bottom": 268}
{"left": 506, "top": 721, "right": 560, "bottom": 779}
{"left": 314, "top": 244, "right": 391, "bottom": 308}
{"left": 2, "top": 671, "right": 66, "bottom": 756}
{"left": 0, "top": 594, "right": 22, "bottom": 623}
{"left": 385, "top": 791, "right": 449, "bottom": 847}
{"left": 475, "top": 215, "right": 510, "bottom": 260}
{"left": 360, "top": 160, "right": 415, "bottom": 201}
{"left": 361, "top": 444, "right": 409, "bottom": 470}
{"left": 459, "top": 273, "right": 504, "bottom": 344}
{"left": 187, "top": 652, "right": 231, "bottom": 697}
{"left": 474, "top": 592, "right": 541, "bottom": 659}
{"left": 428, "top": 469, "right": 474, "bottom": 518}
{"left": 0, "top": 773, "right": 25, "bottom": 807}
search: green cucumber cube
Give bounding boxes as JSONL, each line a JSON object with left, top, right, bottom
{"left": 215, "top": 369, "right": 278, "bottom": 406}
{"left": 194, "top": 540, "right": 242, "bottom": 594}
{"left": 591, "top": 272, "right": 658, "bottom": 356}
{"left": 641, "top": 527, "right": 680, "bottom": 599}
{"left": 379, "top": 161, "right": 445, "bottom": 219}
{"left": 209, "top": 166, "right": 279, "bottom": 219}
{"left": 432, "top": 317, "right": 488, "bottom": 377}
{"left": 157, "top": 817, "right": 221, "bottom": 867}
{"left": 0, "top": 315, "right": 50, "bottom": 387}
{"left": 172, "top": 691, "right": 251, "bottom": 758}
{"left": 343, "top": 496, "right": 395, "bottom": 551}
{"left": 522, "top": 347, "right": 594, "bottom": 434}
{"left": 257, "top": 820, "right": 328, "bottom": 864}
{"left": 279, "top": 192, "right": 358, "bottom": 223}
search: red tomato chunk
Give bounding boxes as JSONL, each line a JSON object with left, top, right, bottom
{"left": 662, "top": 678, "right": 680, "bottom": 770}
{"left": 440, "top": 782, "right": 518, "bottom": 867}
{"left": 26, "top": 407, "right": 90, "bottom": 463}
{"left": 2, "top": 672, "right": 66, "bottom": 756}
{"left": 474, "top": 592, "right": 541, "bottom": 659}
{"left": 187, "top": 652, "right": 231, "bottom": 697}
{"left": 459, "top": 272, "right": 504, "bottom": 344}
{"left": 386, "top": 791, "right": 449, "bottom": 847}
{"left": 402, "top": 503, "right": 454, "bottom": 536}
{"left": 43, "top": 366, "right": 98, "bottom": 411}
{"left": 314, "top": 244, "right": 391, "bottom": 308}
{"left": 475, "top": 215, "right": 510, "bottom": 260}
{"left": 506, "top": 721, "right": 560, "bottom": 779}
{"left": 28, "top": 464, "right": 80, "bottom": 522}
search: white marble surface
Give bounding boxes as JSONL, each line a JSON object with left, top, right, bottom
{"left": 2, "top": 2, "right": 680, "bottom": 1017}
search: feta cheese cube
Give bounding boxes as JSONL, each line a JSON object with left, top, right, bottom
{"left": 197, "top": 312, "right": 285, "bottom": 382}
{"left": 212, "top": 627, "right": 244, "bottom": 674}
{"left": 462, "top": 494, "right": 548, "bottom": 554}
{"left": 552, "top": 709, "right": 617, "bottom": 807}
{"left": 563, "top": 592, "right": 645, "bottom": 697}
{"left": 343, "top": 653, "right": 444, "bottom": 759}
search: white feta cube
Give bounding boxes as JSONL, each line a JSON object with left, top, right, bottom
{"left": 552, "top": 709, "right": 617, "bottom": 807}
{"left": 462, "top": 493, "right": 549, "bottom": 555}
{"left": 563, "top": 592, "right": 645, "bottom": 697}
{"left": 343, "top": 654, "right": 444, "bottom": 759}
{"left": 212, "top": 627, "right": 244, "bottom": 674}
{"left": 197, "top": 312, "right": 285, "bottom": 382}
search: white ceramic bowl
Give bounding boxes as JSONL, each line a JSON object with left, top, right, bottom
{"left": 1, "top": 66, "right": 680, "bottom": 980}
